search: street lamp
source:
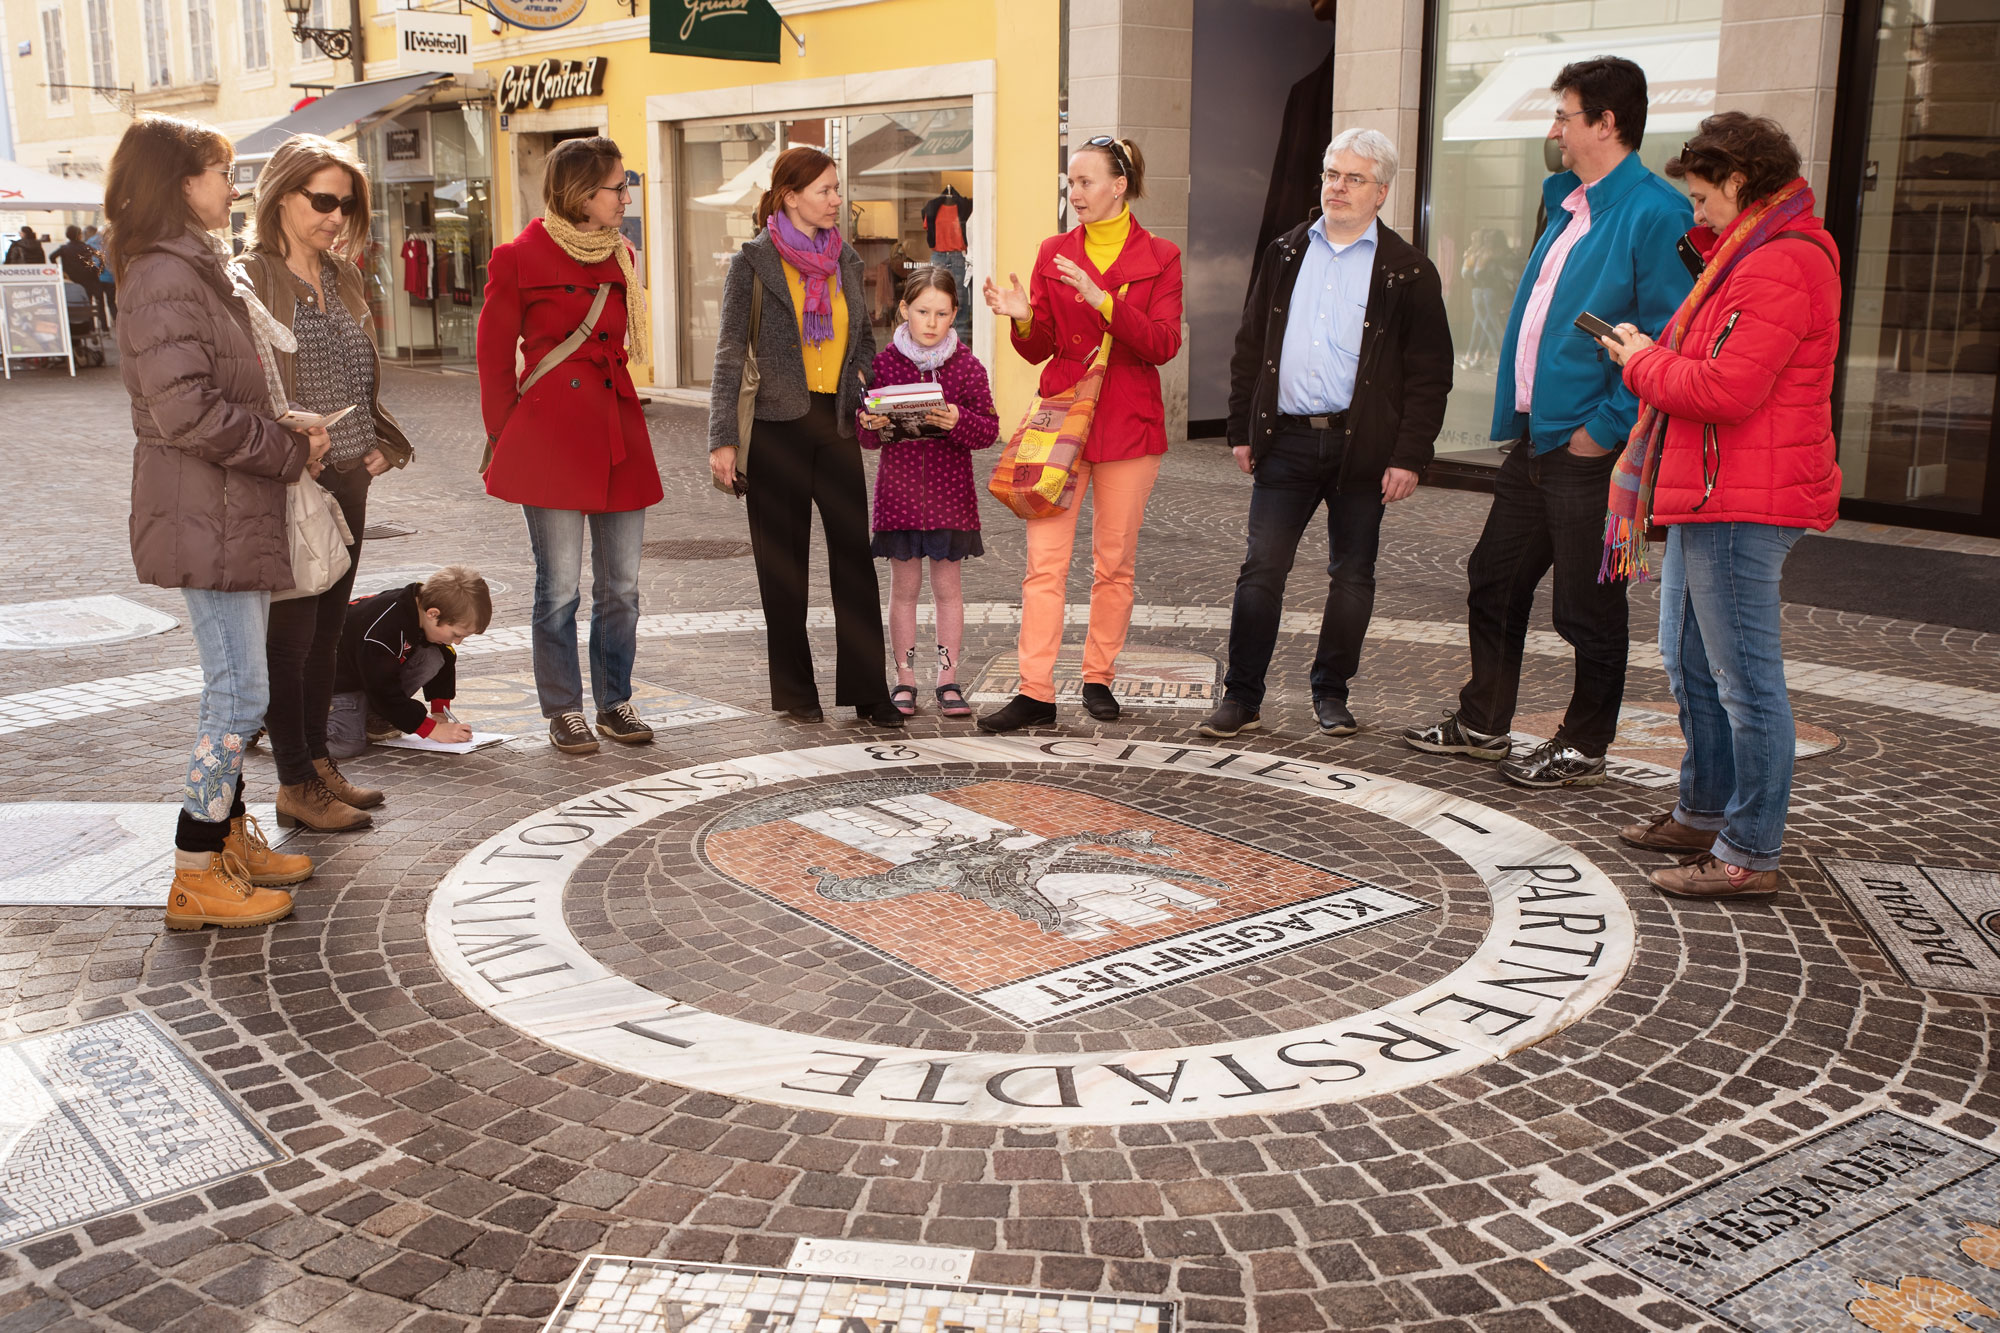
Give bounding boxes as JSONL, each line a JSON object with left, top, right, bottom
{"left": 281, "top": 0, "right": 353, "bottom": 62}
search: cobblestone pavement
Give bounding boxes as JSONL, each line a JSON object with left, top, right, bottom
{"left": 1, "top": 362, "right": 1997, "bottom": 1332}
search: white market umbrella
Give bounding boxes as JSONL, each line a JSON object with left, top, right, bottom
{"left": 693, "top": 146, "right": 777, "bottom": 212}
{"left": 0, "top": 159, "right": 104, "bottom": 212}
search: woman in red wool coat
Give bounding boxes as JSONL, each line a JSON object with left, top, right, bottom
{"left": 477, "top": 136, "right": 662, "bottom": 756}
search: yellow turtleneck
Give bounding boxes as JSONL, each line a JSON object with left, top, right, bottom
{"left": 1017, "top": 205, "right": 1131, "bottom": 336}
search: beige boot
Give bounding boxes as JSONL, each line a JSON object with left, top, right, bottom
{"left": 225, "top": 813, "right": 314, "bottom": 886}
{"left": 314, "top": 756, "right": 383, "bottom": 810}
{"left": 276, "top": 775, "right": 372, "bottom": 831}
{"left": 165, "top": 851, "right": 294, "bottom": 930}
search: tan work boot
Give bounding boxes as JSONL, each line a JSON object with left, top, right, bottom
{"left": 1650, "top": 853, "right": 1781, "bottom": 900}
{"left": 276, "top": 775, "right": 372, "bottom": 831}
{"left": 164, "top": 850, "right": 294, "bottom": 930}
{"left": 225, "top": 813, "right": 314, "bottom": 886}
{"left": 314, "top": 756, "right": 383, "bottom": 810}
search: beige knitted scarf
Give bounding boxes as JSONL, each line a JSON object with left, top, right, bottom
{"left": 542, "top": 213, "right": 649, "bottom": 365}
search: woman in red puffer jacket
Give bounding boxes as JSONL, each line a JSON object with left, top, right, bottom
{"left": 1596, "top": 112, "right": 1841, "bottom": 904}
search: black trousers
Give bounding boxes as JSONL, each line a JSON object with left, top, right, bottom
{"left": 1456, "top": 439, "right": 1628, "bottom": 756}
{"left": 745, "top": 393, "right": 889, "bottom": 710}
{"left": 265, "top": 465, "right": 369, "bottom": 786}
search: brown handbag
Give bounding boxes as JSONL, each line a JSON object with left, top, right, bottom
{"left": 718, "top": 272, "right": 763, "bottom": 497}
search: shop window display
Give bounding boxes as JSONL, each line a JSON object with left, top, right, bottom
{"left": 360, "top": 105, "right": 494, "bottom": 365}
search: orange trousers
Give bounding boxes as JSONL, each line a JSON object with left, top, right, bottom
{"left": 1015, "top": 452, "right": 1163, "bottom": 702}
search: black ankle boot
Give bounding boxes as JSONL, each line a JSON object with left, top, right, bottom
{"left": 977, "top": 693, "right": 1058, "bottom": 733}
{"left": 1080, "top": 683, "right": 1121, "bottom": 721}
{"left": 855, "top": 701, "right": 908, "bottom": 728}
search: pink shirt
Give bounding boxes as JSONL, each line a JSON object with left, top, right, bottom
{"left": 1514, "top": 181, "right": 1593, "bottom": 413}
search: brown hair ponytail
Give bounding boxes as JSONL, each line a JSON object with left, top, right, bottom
{"left": 755, "top": 146, "right": 837, "bottom": 230}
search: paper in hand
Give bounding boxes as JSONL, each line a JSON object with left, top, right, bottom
{"left": 280, "top": 404, "right": 358, "bottom": 432}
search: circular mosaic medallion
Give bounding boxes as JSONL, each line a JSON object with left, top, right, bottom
{"left": 426, "top": 738, "right": 1636, "bottom": 1124}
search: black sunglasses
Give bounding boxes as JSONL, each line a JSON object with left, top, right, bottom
{"left": 1085, "top": 134, "right": 1132, "bottom": 177}
{"left": 297, "top": 188, "right": 361, "bottom": 216}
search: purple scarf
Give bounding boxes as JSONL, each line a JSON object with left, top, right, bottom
{"left": 767, "top": 213, "right": 842, "bottom": 348}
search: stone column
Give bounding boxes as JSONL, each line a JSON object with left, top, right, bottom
{"left": 1333, "top": 0, "right": 1426, "bottom": 234}
{"left": 1715, "top": 0, "right": 1846, "bottom": 197}
{"left": 1069, "top": 0, "right": 1193, "bottom": 439}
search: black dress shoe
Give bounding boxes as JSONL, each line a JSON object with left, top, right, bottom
{"left": 783, "top": 704, "right": 824, "bottom": 723}
{"left": 977, "top": 693, "right": 1058, "bottom": 733}
{"left": 855, "top": 701, "right": 907, "bottom": 728}
{"left": 1314, "top": 697, "right": 1359, "bottom": 736}
{"left": 1080, "top": 683, "right": 1121, "bottom": 721}
{"left": 1196, "top": 698, "right": 1261, "bottom": 738}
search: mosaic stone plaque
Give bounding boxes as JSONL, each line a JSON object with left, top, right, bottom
{"left": 446, "top": 671, "right": 747, "bottom": 740}
{"left": 1818, "top": 858, "right": 2000, "bottom": 995}
{"left": 0, "top": 595, "right": 178, "bottom": 650}
{"left": 968, "top": 646, "right": 1219, "bottom": 711}
{"left": 1513, "top": 701, "right": 1842, "bottom": 789}
{"left": 357, "top": 566, "right": 514, "bottom": 597}
{"left": 700, "top": 776, "right": 1431, "bottom": 1025}
{"left": 545, "top": 1257, "right": 1175, "bottom": 1332}
{"left": 1586, "top": 1111, "right": 2000, "bottom": 1333}
{"left": 0, "top": 1013, "right": 284, "bottom": 1245}
{"left": 0, "top": 802, "right": 292, "bottom": 907}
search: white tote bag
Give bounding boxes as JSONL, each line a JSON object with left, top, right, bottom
{"left": 271, "top": 477, "right": 355, "bottom": 603}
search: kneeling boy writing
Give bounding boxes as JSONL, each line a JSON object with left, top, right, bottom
{"left": 329, "top": 565, "right": 492, "bottom": 758}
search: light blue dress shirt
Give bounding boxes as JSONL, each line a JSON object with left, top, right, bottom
{"left": 1276, "top": 216, "right": 1376, "bottom": 416}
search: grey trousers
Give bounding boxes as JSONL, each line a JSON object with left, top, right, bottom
{"left": 327, "top": 645, "right": 444, "bottom": 759}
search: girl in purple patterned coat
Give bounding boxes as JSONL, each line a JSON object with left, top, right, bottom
{"left": 857, "top": 267, "right": 999, "bottom": 717}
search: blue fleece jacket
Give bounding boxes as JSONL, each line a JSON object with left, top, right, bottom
{"left": 1491, "top": 151, "right": 1693, "bottom": 453}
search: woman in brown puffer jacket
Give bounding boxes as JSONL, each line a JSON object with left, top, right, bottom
{"left": 108, "top": 113, "right": 330, "bottom": 931}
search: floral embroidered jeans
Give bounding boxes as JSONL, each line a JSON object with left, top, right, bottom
{"left": 180, "top": 588, "right": 272, "bottom": 825}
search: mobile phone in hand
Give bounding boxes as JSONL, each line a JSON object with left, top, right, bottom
{"left": 1573, "top": 311, "right": 1618, "bottom": 342}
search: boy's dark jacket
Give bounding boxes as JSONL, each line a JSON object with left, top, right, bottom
{"left": 335, "top": 584, "right": 455, "bottom": 735}
{"left": 1227, "top": 217, "right": 1453, "bottom": 488}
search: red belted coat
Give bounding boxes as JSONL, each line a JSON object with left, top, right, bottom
{"left": 1008, "top": 216, "right": 1184, "bottom": 462}
{"left": 1622, "top": 202, "right": 1842, "bottom": 529}
{"left": 477, "top": 218, "right": 662, "bottom": 513}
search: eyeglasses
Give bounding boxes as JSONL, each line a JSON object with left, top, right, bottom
{"left": 1551, "top": 108, "right": 1599, "bottom": 126}
{"left": 201, "top": 164, "right": 235, "bottom": 180}
{"left": 297, "top": 188, "right": 361, "bottom": 216}
{"left": 1084, "top": 134, "right": 1132, "bottom": 176}
{"left": 593, "top": 183, "right": 633, "bottom": 200}
{"left": 1321, "top": 169, "right": 1375, "bottom": 188}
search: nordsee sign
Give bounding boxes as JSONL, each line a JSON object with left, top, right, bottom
{"left": 393, "top": 11, "right": 474, "bottom": 75}
{"left": 497, "top": 57, "right": 607, "bottom": 114}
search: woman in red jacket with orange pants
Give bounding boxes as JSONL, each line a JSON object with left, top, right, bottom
{"left": 1596, "top": 113, "right": 1841, "bottom": 902}
{"left": 978, "top": 136, "right": 1184, "bottom": 732}
{"left": 477, "top": 136, "right": 663, "bottom": 755}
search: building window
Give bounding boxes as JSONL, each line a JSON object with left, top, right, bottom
{"left": 1421, "top": 7, "right": 1719, "bottom": 462}
{"left": 241, "top": 0, "right": 269, "bottom": 70}
{"left": 293, "top": 0, "right": 327, "bottom": 57}
{"left": 40, "top": 7, "right": 70, "bottom": 103}
{"left": 84, "top": 0, "right": 114, "bottom": 92}
{"left": 675, "top": 103, "right": 974, "bottom": 387}
{"left": 187, "top": 0, "right": 215, "bottom": 81}
{"left": 140, "top": 0, "right": 173, "bottom": 87}
{"left": 1835, "top": 0, "right": 1999, "bottom": 527}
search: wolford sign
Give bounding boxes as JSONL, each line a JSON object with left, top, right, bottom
{"left": 497, "top": 57, "right": 606, "bottom": 114}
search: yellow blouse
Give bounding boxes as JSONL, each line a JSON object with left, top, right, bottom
{"left": 782, "top": 258, "right": 849, "bottom": 393}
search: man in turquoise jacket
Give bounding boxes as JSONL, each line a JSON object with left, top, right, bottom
{"left": 1406, "top": 55, "right": 1693, "bottom": 789}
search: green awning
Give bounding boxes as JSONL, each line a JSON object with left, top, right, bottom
{"left": 652, "top": 0, "right": 781, "bottom": 63}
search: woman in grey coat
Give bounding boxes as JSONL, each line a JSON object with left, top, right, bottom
{"left": 108, "top": 113, "right": 330, "bottom": 930}
{"left": 707, "top": 146, "right": 901, "bottom": 728}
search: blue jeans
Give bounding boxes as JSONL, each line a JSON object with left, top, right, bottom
{"left": 1222, "top": 426, "right": 1386, "bottom": 711}
{"left": 1659, "top": 521, "right": 1804, "bottom": 872}
{"left": 933, "top": 250, "right": 972, "bottom": 343}
{"left": 181, "top": 588, "right": 271, "bottom": 822}
{"left": 523, "top": 505, "right": 646, "bottom": 716}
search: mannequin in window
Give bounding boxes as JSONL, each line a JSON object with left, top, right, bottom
{"left": 924, "top": 185, "right": 973, "bottom": 341}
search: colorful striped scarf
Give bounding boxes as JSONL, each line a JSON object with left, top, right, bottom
{"left": 1599, "top": 178, "right": 1812, "bottom": 582}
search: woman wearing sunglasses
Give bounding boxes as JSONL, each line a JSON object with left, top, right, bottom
{"left": 237, "top": 134, "right": 415, "bottom": 831}
{"left": 110, "top": 113, "right": 329, "bottom": 929}
{"left": 977, "top": 135, "right": 1184, "bottom": 732}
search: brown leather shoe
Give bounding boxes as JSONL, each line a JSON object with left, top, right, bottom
{"left": 225, "top": 813, "right": 313, "bottom": 887}
{"left": 1619, "top": 810, "right": 1714, "bottom": 854}
{"left": 314, "top": 756, "right": 383, "bottom": 809}
{"left": 165, "top": 851, "right": 294, "bottom": 930}
{"left": 1650, "top": 853, "right": 1780, "bottom": 900}
{"left": 277, "top": 776, "right": 372, "bottom": 831}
